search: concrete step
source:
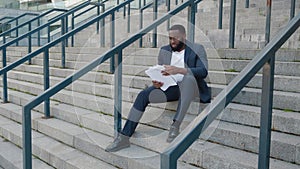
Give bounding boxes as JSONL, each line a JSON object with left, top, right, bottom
{"left": 3, "top": 64, "right": 300, "bottom": 112}
{"left": 0, "top": 137, "right": 54, "bottom": 169}
{"left": 5, "top": 47, "right": 300, "bottom": 77}
{"left": 5, "top": 46, "right": 299, "bottom": 62}
{"left": 0, "top": 115, "right": 168, "bottom": 169}
{"left": 6, "top": 65, "right": 300, "bottom": 94}
{"left": 0, "top": 92, "right": 300, "bottom": 168}
{"left": 1, "top": 73, "right": 300, "bottom": 137}
{"left": 0, "top": 102, "right": 200, "bottom": 169}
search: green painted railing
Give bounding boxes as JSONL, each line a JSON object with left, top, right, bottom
{"left": 161, "top": 13, "right": 300, "bottom": 169}
{"left": 0, "top": 0, "right": 109, "bottom": 104}
{"left": 0, "top": 12, "right": 39, "bottom": 34}
{"left": 0, "top": 8, "right": 68, "bottom": 46}
{"left": 14, "top": 0, "right": 198, "bottom": 168}
{"left": 219, "top": 0, "right": 297, "bottom": 48}
{"left": 0, "top": 16, "right": 14, "bottom": 22}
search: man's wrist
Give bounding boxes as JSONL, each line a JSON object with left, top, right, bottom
{"left": 180, "top": 68, "right": 188, "bottom": 75}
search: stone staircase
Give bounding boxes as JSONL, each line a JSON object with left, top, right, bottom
{"left": 0, "top": 0, "right": 300, "bottom": 168}
{"left": 0, "top": 44, "right": 299, "bottom": 168}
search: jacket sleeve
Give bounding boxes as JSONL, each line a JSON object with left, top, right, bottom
{"left": 188, "top": 44, "right": 208, "bottom": 79}
{"left": 189, "top": 58, "right": 208, "bottom": 79}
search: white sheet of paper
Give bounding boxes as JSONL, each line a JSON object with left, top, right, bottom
{"left": 145, "top": 65, "right": 177, "bottom": 91}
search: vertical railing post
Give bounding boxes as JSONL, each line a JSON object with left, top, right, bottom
{"left": 152, "top": 0, "right": 158, "bottom": 48}
{"left": 23, "top": 106, "right": 32, "bottom": 169}
{"left": 161, "top": 153, "right": 177, "bottom": 169}
{"left": 139, "top": 0, "right": 141, "bottom": 9}
{"left": 16, "top": 19, "right": 19, "bottom": 46}
{"left": 127, "top": 2, "right": 131, "bottom": 33}
{"left": 110, "top": 13, "right": 115, "bottom": 73}
{"left": 100, "top": 4, "right": 105, "bottom": 47}
{"left": 245, "top": 0, "right": 250, "bottom": 8}
{"left": 114, "top": 51, "right": 122, "bottom": 137}
{"left": 229, "top": 0, "right": 236, "bottom": 48}
{"left": 290, "top": 0, "right": 295, "bottom": 20}
{"left": 167, "top": 0, "right": 171, "bottom": 30}
{"left": 218, "top": 0, "right": 223, "bottom": 29}
{"left": 187, "top": 0, "right": 196, "bottom": 44}
{"left": 139, "top": 8, "right": 144, "bottom": 47}
{"left": 47, "top": 25, "right": 51, "bottom": 43}
{"left": 61, "top": 17, "right": 66, "bottom": 68}
{"left": 144, "top": 0, "right": 146, "bottom": 6}
{"left": 117, "top": 0, "right": 120, "bottom": 12}
{"left": 265, "top": 0, "right": 272, "bottom": 45}
{"left": 71, "top": 13, "right": 75, "bottom": 47}
{"left": 97, "top": 0, "right": 100, "bottom": 34}
{"left": 28, "top": 22, "right": 32, "bottom": 64}
{"left": 65, "top": 16, "right": 69, "bottom": 47}
{"left": 37, "top": 18, "right": 41, "bottom": 46}
{"left": 123, "top": 2, "right": 126, "bottom": 19}
{"left": 258, "top": 52, "right": 275, "bottom": 169}
{"left": 43, "top": 49, "right": 50, "bottom": 118}
{"left": 2, "top": 37, "right": 8, "bottom": 103}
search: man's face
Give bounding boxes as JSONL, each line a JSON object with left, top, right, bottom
{"left": 169, "top": 30, "right": 186, "bottom": 52}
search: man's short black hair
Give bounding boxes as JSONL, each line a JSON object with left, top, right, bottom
{"left": 169, "top": 24, "right": 186, "bottom": 35}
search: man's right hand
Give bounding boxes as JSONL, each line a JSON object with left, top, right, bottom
{"left": 152, "top": 80, "right": 164, "bottom": 88}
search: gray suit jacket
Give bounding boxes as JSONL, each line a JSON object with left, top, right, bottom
{"left": 157, "top": 42, "right": 211, "bottom": 103}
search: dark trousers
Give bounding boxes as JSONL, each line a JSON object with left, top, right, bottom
{"left": 121, "top": 75, "right": 199, "bottom": 137}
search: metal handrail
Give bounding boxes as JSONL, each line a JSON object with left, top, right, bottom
{"left": 0, "top": 0, "right": 99, "bottom": 103}
{"left": 0, "top": 13, "right": 38, "bottom": 36}
{"left": 19, "top": 0, "right": 198, "bottom": 168}
{"left": 0, "top": 1, "right": 91, "bottom": 51}
{"left": 161, "top": 13, "right": 300, "bottom": 169}
{"left": 0, "top": 12, "right": 39, "bottom": 29}
{"left": 0, "top": 16, "right": 14, "bottom": 23}
{"left": 220, "top": 0, "right": 297, "bottom": 48}
{"left": 139, "top": 1, "right": 154, "bottom": 47}
{"left": 0, "top": 8, "right": 68, "bottom": 45}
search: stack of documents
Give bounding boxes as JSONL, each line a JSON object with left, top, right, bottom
{"left": 145, "top": 65, "right": 177, "bottom": 91}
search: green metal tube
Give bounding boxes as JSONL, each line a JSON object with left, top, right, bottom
{"left": 28, "top": 22, "right": 32, "bottom": 64}
{"left": 114, "top": 51, "right": 122, "bottom": 137}
{"left": 258, "top": 54, "right": 275, "bottom": 169}
{"left": 43, "top": 49, "right": 50, "bottom": 117}
{"left": 229, "top": 0, "right": 236, "bottom": 48}
{"left": 110, "top": 13, "right": 115, "bottom": 73}
{"left": 290, "top": 0, "right": 295, "bottom": 20}
{"left": 218, "top": 0, "right": 223, "bottom": 29}
{"left": 152, "top": 0, "right": 158, "bottom": 48}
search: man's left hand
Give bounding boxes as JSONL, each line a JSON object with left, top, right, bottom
{"left": 162, "top": 65, "right": 187, "bottom": 75}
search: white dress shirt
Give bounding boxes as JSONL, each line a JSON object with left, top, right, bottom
{"left": 170, "top": 49, "right": 185, "bottom": 82}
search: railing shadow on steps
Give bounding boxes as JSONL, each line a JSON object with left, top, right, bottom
{"left": 0, "top": 0, "right": 109, "bottom": 103}
{"left": 161, "top": 13, "right": 300, "bottom": 169}
{"left": 1, "top": 0, "right": 201, "bottom": 168}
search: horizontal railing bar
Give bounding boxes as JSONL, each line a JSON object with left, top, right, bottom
{"left": 73, "top": 6, "right": 97, "bottom": 19}
{"left": 0, "top": 8, "right": 68, "bottom": 37}
{"left": 0, "top": 16, "right": 15, "bottom": 22}
{"left": 161, "top": 12, "right": 300, "bottom": 163}
{"left": 23, "top": 0, "right": 200, "bottom": 110}
{"left": 140, "top": 2, "right": 153, "bottom": 11}
{"left": 0, "top": 0, "right": 134, "bottom": 77}
{"left": 0, "top": 1, "right": 92, "bottom": 50}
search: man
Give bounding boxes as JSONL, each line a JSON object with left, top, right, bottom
{"left": 105, "top": 24, "right": 211, "bottom": 152}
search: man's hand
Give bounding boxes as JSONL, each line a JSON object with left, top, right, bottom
{"left": 162, "top": 65, "right": 187, "bottom": 75}
{"left": 152, "top": 80, "right": 164, "bottom": 88}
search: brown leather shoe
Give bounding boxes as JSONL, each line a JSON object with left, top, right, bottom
{"left": 105, "top": 134, "right": 130, "bottom": 152}
{"left": 166, "top": 125, "right": 179, "bottom": 143}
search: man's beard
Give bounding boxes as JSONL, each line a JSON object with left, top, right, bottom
{"left": 171, "top": 41, "right": 185, "bottom": 52}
